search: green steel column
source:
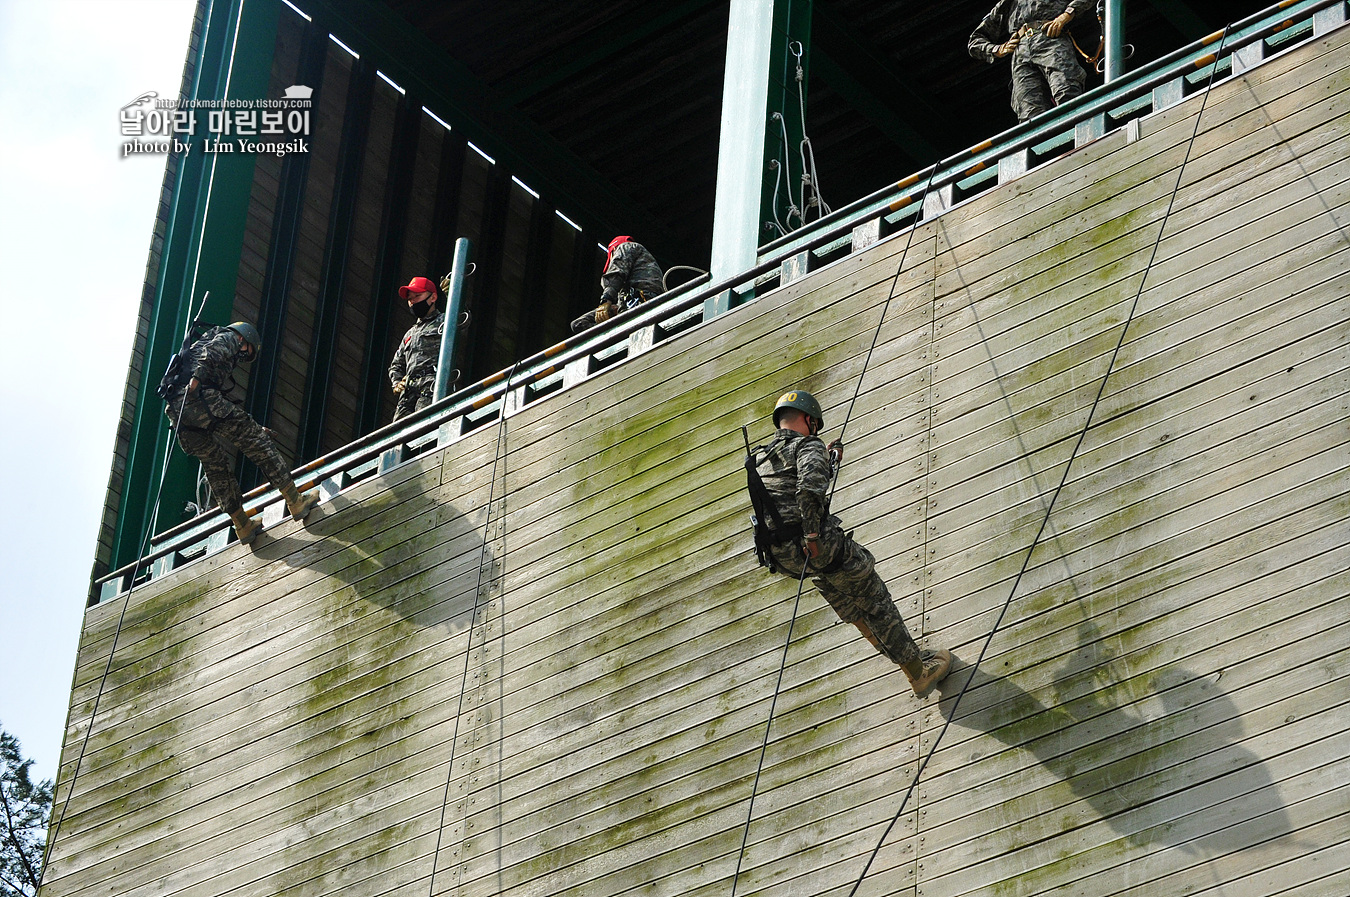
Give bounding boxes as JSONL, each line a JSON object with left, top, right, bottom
{"left": 708, "top": 0, "right": 811, "bottom": 317}
{"left": 1104, "top": 0, "right": 1125, "bottom": 81}
{"left": 434, "top": 238, "right": 472, "bottom": 402}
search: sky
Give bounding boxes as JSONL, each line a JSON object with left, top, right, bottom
{"left": 0, "top": 0, "right": 198, "bottom": 784}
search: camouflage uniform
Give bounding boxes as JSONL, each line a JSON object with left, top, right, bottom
{"left": 388, "top": 310, "right": 446, "bottom": 420}
{"left": 750, "top": 428, "right": 921, "bottom": 668}
{"left": 969, "top": 0, "right": 1087, "bottom": 123}
{"left": 162, "top": 328, "right": 297, "bottom": 516}
{"left": 571, "top": 241, "right": 664, "bottom": 333}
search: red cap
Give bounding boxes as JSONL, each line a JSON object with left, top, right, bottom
{"left": 398, "top": 276, "right": 437, "bottom": 299}
{"left": 605, "top": 235, "right": 630, "bottom": 268}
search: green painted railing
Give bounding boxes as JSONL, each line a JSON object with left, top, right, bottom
{"left": 93, "top": 0, "right": 1347, "bottom": 604}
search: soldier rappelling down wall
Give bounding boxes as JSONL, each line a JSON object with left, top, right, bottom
{"left": 389, "top": 276, "right": 448, "bottom": 420}
{"left": 160, "top": 322, "right": 320, "bottom": 544}
{"left": 746, "top": 390, "right": 952, "bottom": 697}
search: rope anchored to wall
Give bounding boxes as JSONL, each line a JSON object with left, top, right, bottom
{"left": 729, "top": 160, "right": 944, "bottom": 897}
{"left": 427, "top": 360, "right": 519, "bottom": 897}
{"left": 844, "top": 25, "right": 1233, "bottom": 897}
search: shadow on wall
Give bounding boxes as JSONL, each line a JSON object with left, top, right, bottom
{"left": 937, "top": 624, "right": 1293, "bottom": 862}
{"left": 251, "top": 474, "right": 498, "bottom": 631}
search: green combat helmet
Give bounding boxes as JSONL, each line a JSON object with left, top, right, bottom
{"left": 228, "top": 321, "right": 262, "bottom": 356}
{"left": 773, "top": 389, "right": 824, "bottom": 429}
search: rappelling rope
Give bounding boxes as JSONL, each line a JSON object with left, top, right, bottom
{"left": 727, "top": 547, "right": 813, "bottom": 897}
{"left": 843, "top": 26, "right": 1233, "bottom": 897}
{"left": 38, "top": 290, "right": 214, "bottom": 888}
{"left": 427, "top": 359, "right": 520, "bottom": 897}
{"left": 728, "top": 160, "right": 944, "bottom": 897}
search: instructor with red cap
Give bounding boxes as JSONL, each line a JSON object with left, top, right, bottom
{"left": 389, "top": 275, "right": 446, "bottom": 420}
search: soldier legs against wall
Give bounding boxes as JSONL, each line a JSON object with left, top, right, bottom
{"left": 167, "top": 395, "right": 300, "bottom": 517}
{"left": 770, "top": 527, "right": 923, "bottom": 670}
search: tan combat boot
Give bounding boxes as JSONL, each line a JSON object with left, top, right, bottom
{"left": 282, "top": 485, "right": 320, "bottom": 521}
{"left": 903, "top": 649, "right": 952, "bottom": 698}
{"left": 229, "top": 509, "right": 263, "bottom": 545}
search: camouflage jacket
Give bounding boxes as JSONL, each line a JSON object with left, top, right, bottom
{"left": 751, "top": 428, "right": 839, "bottom": 538}
{"left": 389, "top": 310, "right": 445, "bottom": 390}
{"left": 601, "top": 241, "right": 664, "bottom": 306}
{"left": 162, "top": 326, "right": 247, "bottom": 422}
{"left": 969, "top": 0, "right": 1083, "bottom": 63}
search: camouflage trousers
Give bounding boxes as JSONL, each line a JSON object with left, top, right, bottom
{"left": 1010, "top": 30, "right": 1086, "bottom": 122}
{"left": 393, "top": 380, "right": 435, "bottom": 420}
{"left": 769, "top": 527, "right": 920, "bottom": 668}
{"left": 166, "top": 390, "right": 296, "bottom": 516}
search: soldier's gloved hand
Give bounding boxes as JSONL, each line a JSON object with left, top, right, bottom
{"left": 1045, "top": 11, "right": 1073, "bottom": 37}
{"left": 392, "top": 378, "right": 406, "bottom": 395}
{"left": 996, "top": 34, "right": 1020, "bottom": 57}
{"left": 828, "top": 440, "right": 845, "bottom": 466}
{"left": 188, "top": 377, "right": 200, "bottom": 394}
{"left": 803, "top": 534, "right": 820, "bottom": 561}
{"left": 594, "top": 300, "right": 620, "bottom": 324}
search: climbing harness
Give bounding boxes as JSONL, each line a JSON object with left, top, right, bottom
{"left": 842, "top": 26, "right": 1234, "bottom": 897}
{"left": 427, "top": 360, "right": 520, "bottom": 897}
{"left": 743, "top": 430, "right": 797, "bottom": 574}
{"left": 39, "top": 290, "right": 213, "bottom": 888}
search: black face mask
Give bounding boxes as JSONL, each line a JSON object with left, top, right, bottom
{"left": 410, "top": 299, "right": 432, "bottom": 318}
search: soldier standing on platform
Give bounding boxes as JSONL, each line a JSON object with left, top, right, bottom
{"left": 389, "top": 275, "right": 447, "bottom": 420}
{"left": 162, "top": 322, "right": 319, "bottom": 545}
{"left": 969, "top": 0, "right": 1088, "bottom": 123}
{"left": 745, "top": 390, "right": 952, "bottom": 697}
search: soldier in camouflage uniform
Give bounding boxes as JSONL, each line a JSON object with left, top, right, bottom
{"left": 389, "top": 275, "right": 447, "bottom": 420}
{"left": 571, "top": 236, "right": 664, "bottom": 333}
{"left": 969, "top": 0, "right": 1087, "bottom": 123}
{"left": 747, "top": 390, "right": 951, "bottom": 697}
{"left": 162, "top": 322, "right": 319, "bottom": 544}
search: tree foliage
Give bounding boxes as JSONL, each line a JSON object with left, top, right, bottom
{"left": 1, "top": 727, "right": 52, "bottom": 897}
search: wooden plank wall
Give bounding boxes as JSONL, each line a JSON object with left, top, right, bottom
{"left": 48, "top": 26, "right": 1349, "bottom": 897}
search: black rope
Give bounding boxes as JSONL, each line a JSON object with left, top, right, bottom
{"left": 844, "top": 27, "right": 1232, "bottom": 897}
{"left": 427, "top": 360, "right": 519, "bottom": 897}
{"left": 728, "top": 167, "right": 943, "bottom": 896}
{"left": 38, "top": 291, "right": 211, "bottom": 888}
{"left": 727, "top": 559, "right": 811, "bottom": 897}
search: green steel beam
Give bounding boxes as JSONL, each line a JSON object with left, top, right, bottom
{"left": 810, "top": 3, "right": 950, "bottom": 158}
{"left": 1143, "top": 0, "right": 1210, "bottom": 39}
{"left": 808, "top": 51, "right": 938, "bottom": 164}
{"left": 1105, "top": 0, "right": 1126, "bottom": 80}
{"left": 499, "top": 0, "right": 721, "bottom": 105}
{"left": 110, "top": 0, "right": 280, "bottom": 574}
{"left": 310, "top": 0, "right": 676, "bottom": 254}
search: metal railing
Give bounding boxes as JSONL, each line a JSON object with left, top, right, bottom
{"left": 92, "top": 0, "right": 1347, "bottom": 604}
